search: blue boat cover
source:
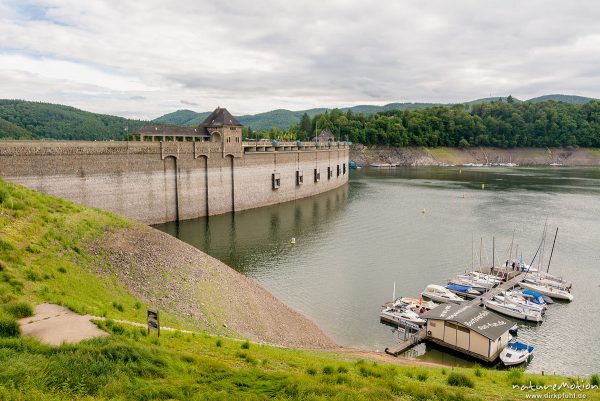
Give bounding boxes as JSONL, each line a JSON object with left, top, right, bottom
{"left": 521, "top": 289, "right": 546, "bottom": 304}
{"left": 446, "top": 284, "right": 470, "bottom": 292}
{"left": 510, "top": 341, "right": 534, "bottom": 353}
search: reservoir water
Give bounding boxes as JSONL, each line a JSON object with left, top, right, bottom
{"left": 155, "top": 167, "right": 600, "bottom": 376}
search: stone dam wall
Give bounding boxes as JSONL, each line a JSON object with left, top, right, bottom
{"left": 0, "top": 141, "right": 350, "bottom": 224}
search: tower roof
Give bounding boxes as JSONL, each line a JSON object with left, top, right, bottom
{"left": 199, "top": 107, "right": 242, "bottom": 127}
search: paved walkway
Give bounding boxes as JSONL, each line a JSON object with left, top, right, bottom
{"left": 18, "top": 303, "right": 108, "bottom": 345}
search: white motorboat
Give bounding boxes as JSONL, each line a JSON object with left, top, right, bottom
{"left": 421, "top": 284, "right": 466, "bottom": 304}
{"left": 380, "top": 306, "right": 426, "bottom": 330}
{"left": 399, "top": 297, "right": 438, "bottom": 310}
{"left": 449, "top": 277, "right": 493, "bottom": 292}
{"left": 523, "top": 273, "right": 571, "bottom": 290}
{"left": 494, "top": 293, "right": 546, "bottom": 313}
{"left": 500, "top": 341, "right": 534, "bottom": 366}
{"left": 515, "top": 289, "right": 552, "bottom": 306}
{"left": 519, "top": 280, "right": 574, "bottom": 301}
{"left": 485, "top": 298, "right": 544, "bottom": 322}
{"left": 454, "top": 273, "right": 498, "bottom": 289}
{"left": 445, "top": 284, "right": 482, "bottom": 299}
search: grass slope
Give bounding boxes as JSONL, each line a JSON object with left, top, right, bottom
{"left": 0, "top": 179, "right": 181, "bottom": 328}
{"left": 3, "top": 321, "right": 597, "bottom": 401}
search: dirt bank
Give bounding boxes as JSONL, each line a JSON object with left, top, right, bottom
{"left": 90, "top": 225, "right": 335, "bottom": 349}
{"left": 350, "top": 145, "right": 600, "bottom": 167}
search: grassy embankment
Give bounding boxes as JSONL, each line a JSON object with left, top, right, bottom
{"left": 1, "top": 179, "right": 598, "bottom": 400}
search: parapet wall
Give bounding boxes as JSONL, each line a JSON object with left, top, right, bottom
{"left": 0, "top": 141, "right": 350, "bottom": 224}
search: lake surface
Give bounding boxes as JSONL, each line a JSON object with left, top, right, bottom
{"left": 155, "top": 167, "right": 600, "bottom": 376}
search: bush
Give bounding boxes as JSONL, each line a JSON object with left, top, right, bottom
{"left": 306, "top": 368, "right": 317, "bottom": 376}
{"left": 337, "top": 366, "right": 348, "bottom": 374}
{"left": 447, "top": 372, "right": 474, "bottom": 388}
{"left": 322, "top": 366, "right": 334, "bottom": 375}
{"left": 2, "top": 301, "right": 34, "bottom": 318}
{"left": 0, "top": 313, "right": 20, "bottom": 337}
{"left": 590, "top": 374, "right": 599, "bottom": 387}
{"left": 24, "top": 270, "right": 41, "bottom": 282}
{"left": 417, "top": 371, "right": 428, "bottom": 382}
{"left": 215, "top": 339, "right": 222, "bottom": 347}
{"left": 241, "top": 340, "right": 250, "bottom": 349}
{"left": 507, "top": 367, "right": 524, "bottom": 385}
{"left": 473, "top": 364, "right": 484, "bottom": 377}
{"left": 57, "top": 266, "right": 67, "bottom": 273}
{"left": 111, "top": 301, "right": 124, "bottom": 312}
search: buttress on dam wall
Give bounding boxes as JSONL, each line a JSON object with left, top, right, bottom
{"left": 0, "top": 139, "right": 349, "bottom": 225}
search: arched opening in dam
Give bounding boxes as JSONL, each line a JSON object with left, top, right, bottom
{"left": 163, "top": 155, "right": 179, "bottom": 222}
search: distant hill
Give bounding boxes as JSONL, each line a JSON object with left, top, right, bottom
{"left": 526, "top": 94, "right": 597, "bottom": 104}
{"left": 0, "top": 100, "right": 148, "bottom": 140}
{"left": 153, "top": 103, "right": 442, "bottom": 131}
{"left": 155, "top": 95, "right": 598, "bottom": 131}
{"left": 152, "top": 109, "right": 212, "bottom": 126}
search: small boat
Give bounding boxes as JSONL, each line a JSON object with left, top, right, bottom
{"left": 510, "top": 289, "right": 549, "bottom": 307}
{"left": 524, "top": 273, "right": 572, "bottom": 290}
{"left": 445, "top": 284, "right": 482, "bottom": 299}
{"left": 485, "top": 298, "right": 544, "bottom": 322}
{"left": 399, "top": 297, "right": 438, "bottom": 309}
{"left": 500, "top": 341, "right": 534, "bottom": 366}
{"left": 494, "top": 293, "right": 546, "bottom": 314}
{"left": 421, "top": 284, "right": 466, "bottom": 304}
{"left": 519, "top": 280, "right": 573, "bottom": 301}
{"left": 448, "top": 276, "right": 494, "bottom": 292}
{"left": 380, "top": 306, "right": 426, "bottom": 330}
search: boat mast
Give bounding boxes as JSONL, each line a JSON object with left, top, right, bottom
{"left": 479, "top": 238, "right": 483, "bottom": 272}
{"left": 471, "top": 233, "right": 474, "bottom": 272}
{"left": 492, "top": 236, "right": 495, "bottom": 270}
{"left": 547, "top": 227, "right": 559, "bottom": 273}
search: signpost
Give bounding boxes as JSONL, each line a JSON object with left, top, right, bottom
{"left": 147, "top": 309, "right": 160, "bottom": 336}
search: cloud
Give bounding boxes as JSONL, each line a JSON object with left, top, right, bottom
{"left": 0, "top": 0, "right": 599, "bottom": 118}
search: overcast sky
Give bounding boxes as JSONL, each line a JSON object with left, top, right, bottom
{"left": 1, "top": 0, "right": 599, "bottom": 119}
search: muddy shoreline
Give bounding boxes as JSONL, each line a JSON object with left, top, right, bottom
{"left": 350, "top": 145, "right": 600, "bottom": 167}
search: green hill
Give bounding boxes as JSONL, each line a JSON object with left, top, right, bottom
{"left": 0, "top": 117, "right": 33, "bottom": 140}
{"left": 0, "top": 100, "right": 148, "bottom": 141}
{"left": 153, "top": 95, "right": 598, "bottom": 132}
{"left": 527, "top": 94, "right": 597, "bottom": 104}
{"left": 152, "top": 109, "right": 211, "bottom": 126}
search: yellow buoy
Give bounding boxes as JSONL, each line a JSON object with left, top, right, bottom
{"left": 290, "top": 237, "right": 296, "bottom": 246}
{"left": 481, "top": 184, "right": 485, "bottom": 190}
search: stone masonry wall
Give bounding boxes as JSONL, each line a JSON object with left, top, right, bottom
{"left": 0, "top": 141, "right": 349, "bottom": 224}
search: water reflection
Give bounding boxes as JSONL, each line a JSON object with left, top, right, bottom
{"left": 154, "top": 167, "right": 600, "bottom": 376}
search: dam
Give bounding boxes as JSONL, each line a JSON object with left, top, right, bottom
{"left": 0, "top": 108, "right": 349, "bottom": 224}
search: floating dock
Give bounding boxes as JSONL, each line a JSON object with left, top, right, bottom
{"left": 384, "top": 330, "right": 426, "bottom": 356}
{"left": 384, "top": 268, "right": 526, "bottom": 358}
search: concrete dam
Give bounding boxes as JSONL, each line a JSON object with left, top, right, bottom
{"left": 0, "top": 108, "right": 349, "bottom": 224}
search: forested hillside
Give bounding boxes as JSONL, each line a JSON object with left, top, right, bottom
{"left": 0, "top": 100, "right": 147, "bottom": 140}
{"left": 291, "top": 98, "right": 600, "bottom": 148}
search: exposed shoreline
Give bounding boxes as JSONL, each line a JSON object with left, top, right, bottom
{"left": 351, "top": 145, "right": 600, "bottom": 167}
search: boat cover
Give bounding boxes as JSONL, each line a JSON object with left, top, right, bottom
{"left": 509, "top": 341, "right": 534, "bottom": 352}
{"left": 446, "top": 284, "right": 470, "bottom": 292}
{"left": 521, "top": 290, "right": 546, "bottom": 304}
